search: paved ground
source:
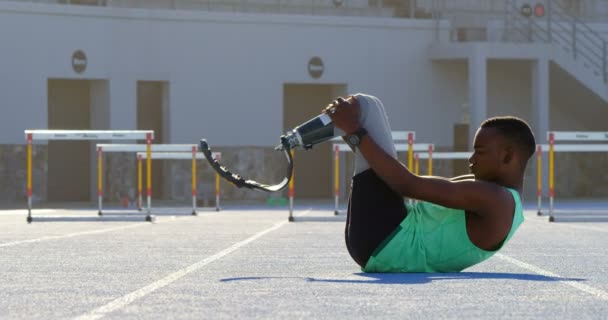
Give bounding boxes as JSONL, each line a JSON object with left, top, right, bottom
{"left": 0, "top": 202, "right": 607, "bottom": 320}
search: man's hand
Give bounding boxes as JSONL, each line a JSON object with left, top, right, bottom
{"left": 323, "top": 95, "right": 362, "bottom": 134}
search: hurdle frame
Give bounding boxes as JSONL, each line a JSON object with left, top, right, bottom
{"left": 137, "top": 151, "right": 222, "bottom": 218}
{"left": 330, "top": 131, "right": 428, "bottom": 215}
{"left": 331, "top": 131, "right": 416, "bottom": 215}
{"left": 24, "top": 130, "right": 153, "bottom": 223}
{"left": 96, "top": 144, "right": 197, "bottom": 219}
{"left": 537, "top": 131, "right": 608, "bottom": 222}
{"left": 415, "top": 150, "right": 472, "bottom": 180}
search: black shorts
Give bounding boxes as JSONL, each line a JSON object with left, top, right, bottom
{"left": 344, "top": 169, "right": 409, "bottom": 268}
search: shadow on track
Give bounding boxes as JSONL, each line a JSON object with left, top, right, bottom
{"left": 221, "top": 272, "right": 585, "bottom": 284}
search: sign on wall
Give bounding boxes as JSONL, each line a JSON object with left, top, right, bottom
{"left": 72, "top": 50, "right": 87, "bottom": 74}
{"left": 308, "top": 56, "right": 324, "bottom": 79}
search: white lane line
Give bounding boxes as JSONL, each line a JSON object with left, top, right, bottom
{"left": 74, "top": 209, "right": 312, "bottom": 320}
{"left": 0, "top": 209, "right": 56, "bottom": 216}
{"left": 0, "top": 224, "right": 147, "bottom": 248}
{"left": 0, "top": 211, "right": 221, "bottom": 248}
{"left": 524, "top": 216, "right": 608, "bottom": 233}
{"left": 546, "top": 223, "right": 608, "bottom": 233}
{"left": 495, "top": 253, "right": 608, "bottom": 302}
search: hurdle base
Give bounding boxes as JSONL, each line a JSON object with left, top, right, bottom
{"left": 27, "top": 216, "right": 33, "bottom": 224}
{"left": 192, "top": 211, "right": 198, "bottom": 216}
{"left": 216, "top": 207, "right": 221, "bottom": 212}
{"left": 537, "top": 211, "right": 542, "bottom": 216}
{"left": 98, "top": 211, "right": 103, "bottom": 216}
{"left": 334, "top": 210, "right": 340, "bottom": 216}
{"left": 548, "top": 215, "right": 555, "bottom": 222}
{"left": 145, "top": 215, "right": 155, "bottom": 223}
{"left": 288, "top": 216, "right": 295, "bottom": 222}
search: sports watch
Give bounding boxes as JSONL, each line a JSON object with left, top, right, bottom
{"left": 346, "top": 127, "right": 368, "bottom": 147}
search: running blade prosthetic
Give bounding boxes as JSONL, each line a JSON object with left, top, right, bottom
{"left": 199, "top": 138, "right": 293, "bottom": 192}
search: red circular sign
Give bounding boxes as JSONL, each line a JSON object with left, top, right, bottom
{"left": 535, "top": 3, "right": 545, "bottom": 17}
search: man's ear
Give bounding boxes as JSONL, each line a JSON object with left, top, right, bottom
{"left": 503, "top": 147, "right": 513, "bottom": 164}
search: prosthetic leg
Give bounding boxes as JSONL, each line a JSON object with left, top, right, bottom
{"left": 200, "top": 110, "right": 340, "bottom": 192}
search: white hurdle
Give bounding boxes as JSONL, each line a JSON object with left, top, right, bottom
{"left": 416, "top": 152, "right": 471, "bottom": 160}
{"left": 331, "top": 132, "right": 434, "bottom": 214}
{"left": 328, "top": 131, "right": 416, "bottom": 215}
{"left": 24, "top": 130, "right": 153, "bottom": 223}
{"left": 538, "top": 131, "right": 608, "bottom": 222}
{"left": 331, "top": 131, "right": 417, "bottom": 215}
{"left": 137, "top": 151, "right": 222, "bottom": 217}
{"left": 415, "top": 151, "right": 471, "bottom": 179}
{"left": 97, "top": 144, "right": 196, "bottom": 220}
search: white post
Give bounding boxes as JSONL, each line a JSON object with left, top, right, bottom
{"left": 533, "top": 57, "right": 550, "bottom": 201}
{"left": 468, "top": 47, "right": 487, "bottom": 144}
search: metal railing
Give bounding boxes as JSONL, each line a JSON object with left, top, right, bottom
{"left": 430, "top": 0, "right": 608, "bottom": 82}
{"left": 504, "top": 0, "right": 607, "bottom": 82}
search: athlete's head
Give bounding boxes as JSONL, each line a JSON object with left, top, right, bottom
{"left": 469, "top": 116, "right": 536, "bottom": 183}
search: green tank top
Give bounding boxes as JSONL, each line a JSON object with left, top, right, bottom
{"left": 363, "top": 188, "right": 524, "bottom": 273}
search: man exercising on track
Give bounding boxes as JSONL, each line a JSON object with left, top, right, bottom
{"left": 324, "top": 94, "right": 536, "bottom": 273}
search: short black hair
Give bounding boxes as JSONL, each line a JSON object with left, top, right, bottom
{"left": 481, "top": 116, "right": 536, "bottom": 160}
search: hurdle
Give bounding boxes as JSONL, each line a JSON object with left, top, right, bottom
{"left": 332, "top": 143, "right": 434, "bottom": 214}
{"left": 137, "top": 151, "right": 222, "bottom": 219}
{"left": 330, "top": 131, "right": 426, "bottom": 215}
{"left": 416, "top": 151, "right": 473, "bottom": 176}
{"left": 288, "top": 149, "right": 295, "bottom": 222}
{"left": 416, "top": 151, "right": 471, "bottom": 161}
{"left": 96, "top": 144, "right": 197, "bottom": 219}
{"left": 415, "top": 150, "right": 471, "bottom": 178}
{"left": 537, "top": 131, "right": 608, "bottom": 222}
{"left": 24, "top": 130, "right": 153, "bottom": 223}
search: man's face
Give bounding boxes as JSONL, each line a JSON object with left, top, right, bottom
{"left": 469, "top": 127, "right": 507, "bottom": 182}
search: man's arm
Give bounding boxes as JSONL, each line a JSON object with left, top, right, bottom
{"left": 323, "top": 95, "right": 510, "bottom": 215}
{"left": 357, "top": 134, "right": 510, "bottom": 215}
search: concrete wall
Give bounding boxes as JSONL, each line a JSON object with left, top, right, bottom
{"left": 0, "top": 2, "right": 454, "bottom": 147}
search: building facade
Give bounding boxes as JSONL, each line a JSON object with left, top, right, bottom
{"left": 1, "top": 0, "right": 607, "bottom": 205}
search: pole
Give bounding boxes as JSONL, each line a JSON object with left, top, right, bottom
{"left": 603, "top": 41, "right": 607, "bottom": 82}
{"left": 215, "top": 153, "right": 221, "bottom": 211}
{"left": 138, "top": 154, "right": 142, "bottom": 211}
{"left": 536, "top": 144, "right": 542, "bottom": 216}
{"left": 146, "top": 133, "right": 152, "bottom": 222}
{"left": 98, "top": 146, "right": 103, "bottom": 216}
{"left": 192, "top": 146, "right": 197, "bottom": 216}
{"left": 333, "top": 145, "right": 339, "bottom": 215}
{"left": 547, "top": 0, "right": 552, "bottom": 43}
{"left": 572, "top": 21, "right": 577, "bottom": 59}
{"left": 288, "top": 149, "right": 295, "bottom": 222}
{"left": 407, "top": 132, "right": 414, "bottom": 204}
{"left": 26, "top": 133, "right": 32, "bottom": 223}
{"left": 428, "top": 144, "right": 434, "bottom": 175}
{"left": 548, "top": 132, "right": 555, "bottom": 221}
{"left": 407, "top": 132, "right": 414, "bottom": 171}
